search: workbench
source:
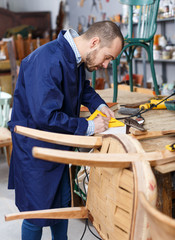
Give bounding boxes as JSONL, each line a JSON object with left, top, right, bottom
{"left": 96, "top": 86, "right": 175, "bottom": 217}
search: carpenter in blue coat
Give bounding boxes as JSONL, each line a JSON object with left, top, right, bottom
{"left": 8, "top": 30, "right": 106, "bottom": 226}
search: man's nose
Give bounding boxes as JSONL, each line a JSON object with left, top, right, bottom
{"left": 102, "top": 60, "right": 110, "bottom": 68}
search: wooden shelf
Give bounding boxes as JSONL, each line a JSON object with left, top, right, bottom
{"left": 157, "top": 17, "right": 175, "bottom": 23}
{"left": 134, "top": 58, "right": 175, "bottom": 63}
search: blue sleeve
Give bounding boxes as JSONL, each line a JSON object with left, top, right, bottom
{"left": 22, "top": 59, "right": 88, "bottom": 135}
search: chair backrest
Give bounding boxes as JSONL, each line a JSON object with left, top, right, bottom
{"left": 87, "top": 134, "right": 157, "bottom": 240}
{"left": 0, "top": 91, "right": 12, "bottom": 128}
{"left": 139, "top": 192, "right": 175, "bottom": 240}
{"left": 15, "top": 34, "right": 50, "bottom": 60}
{"left": 119, "top": 0, "right": 160, "bottom": 40}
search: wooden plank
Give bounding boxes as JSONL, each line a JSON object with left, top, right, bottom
{"left": 129, "top": 127, "right": 147, "bottom": 136}
{"left": 5, "top": 207, "right": 88, "bottom": 221}
{"left": 132, "top": 130, "right": 175, "bottom": 140}
{"left": 155, "top": 162, "right": 175, "bottom": 174}
{"left": 15, "top": 125, "right": 102, "bottom": 148}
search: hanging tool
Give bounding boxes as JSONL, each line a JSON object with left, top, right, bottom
{"left": 99, "top": 0, "right": 103, "bottom": 10}
{"left": 79, "top": 0, "right": 85, "bottom": 7}
{"left": 77, "top": 16, "right": 86, "bottom": 35}
{"left": 91, "top": 0, "right": 98, "bottom": 12}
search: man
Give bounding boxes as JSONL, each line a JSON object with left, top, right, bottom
{"left": 8, "top": 21, "right": 124, "bottom": 239}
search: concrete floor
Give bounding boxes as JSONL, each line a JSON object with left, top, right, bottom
{"left": 0, "top": 152, "right": 100, "bottom": 240}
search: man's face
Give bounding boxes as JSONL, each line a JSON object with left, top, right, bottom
{"left": 84, "top": 37, "right": 122, "bottom": 72}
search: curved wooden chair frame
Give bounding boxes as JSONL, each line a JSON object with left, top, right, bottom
{"left": 5, "top": 126, "right": 175, "bottom": 240}
{"left": 139, "top": 192, "right": 175, "bottom": 240}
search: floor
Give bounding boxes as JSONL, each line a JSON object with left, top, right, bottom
{"left": 0, "top": 152, "right": 100, "bottom": 240}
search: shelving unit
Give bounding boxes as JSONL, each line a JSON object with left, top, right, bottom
{"left": 133, "top": 17, "right": 175, "bottom": 85}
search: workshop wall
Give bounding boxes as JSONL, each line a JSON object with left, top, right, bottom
{"left": 0, "top": 0, "right": 61, "bottom": 30}
{"left": 68, "top": 0, "right": 123, "bottom": 34}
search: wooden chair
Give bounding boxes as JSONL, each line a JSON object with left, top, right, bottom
{"left": 108, "top": 0, "right": 160, "bottom": 102}
{"left": 5, "top": 126, "right": 175, "bottom": 239}
{"left": 139, "top": 192, "right": 175, "bottom": 240}
{"left": 15, "top": 34, "right": 50, "bottom": 61}
{"left": 1, "top": 37, "right": 20, "bottom": 96}
{"left": 0, "top": 127, "right": 12, "bottom": 166}
{"left": 0, "top": 91, "right": 12, "bottom": 166}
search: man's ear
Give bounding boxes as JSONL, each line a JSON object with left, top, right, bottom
{"left": 89, "top": 37, "right": 100, "bottom": 49}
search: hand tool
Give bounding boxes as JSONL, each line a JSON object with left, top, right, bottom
{"left": 124, "top": 117, "right": 146, "bottom": 134}
{"left": 118, "top": 107, "right": 140, "bottom": 115}
{"left": 139, "top": 99, "right": 169, "bottom": 110}
{"left": 91, "top": 0, "right": 98, "bottom": 12}
{"left": 165, "top": 143, "right": 175, "bottom": 152}
{"left": 139, "top": 91, "right": 175, "bottom": 111}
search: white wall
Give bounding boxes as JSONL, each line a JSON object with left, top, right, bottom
{"left": 0, "top": 0, "right": 7, "bottom": 8}
{"left": 4, "top": 0, "right": 61, "bottom": 29}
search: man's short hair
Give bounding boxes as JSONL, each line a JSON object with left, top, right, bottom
{"left": 83, "top": 21, "right": 124, "bottom": 49}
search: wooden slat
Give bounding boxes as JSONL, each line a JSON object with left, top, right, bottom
{"left": 5, "top": 207, "right": 88, "bottom": 222}
{"left": 114, "top": 207, "right": 132, "bottom": 233}
{"left": 86, "top": 135, "right": 135, "bottom": 240}
{"left": 92, "top": 210, "right": 130, "bottom": 240}
{"left": 132, "top": 130, "right": 175, "bottom": 140}
{"left": 115, "top": 188, "right": 133, "bottom": 213}
{"left": 155, "top": 162, "right": 175, "bottom": 174}
{"left": 32, "top": 147, "right": 175, "bottom": 168}
{"left": 100, "top": 137, "right": 111, "bottom": 153}
{"left": 119, "top": 169, "right": 134, "bottom": 193}
{"left": 15, "top": 125, "right": 102, "bottom": 148}
{"left": 32, "top": 147, "right": 131, "bottom": 168}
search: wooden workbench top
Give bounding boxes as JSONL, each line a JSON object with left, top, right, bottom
{"left": 96, "top": 87, "right": 175, "bottom": 152}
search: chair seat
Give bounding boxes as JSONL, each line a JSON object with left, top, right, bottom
{"left": 0, "top": 127, "right": 12, "bottom": 166}
{"left": 0, "top": 127, "right": 12, "bottom": 145}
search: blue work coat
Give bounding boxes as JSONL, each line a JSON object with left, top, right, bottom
{"left": 8, "top": 31, "right": 106, "bottom": 226}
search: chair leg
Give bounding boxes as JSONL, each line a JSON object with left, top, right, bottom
{"left": 128, "top": 59, "right": 133, "bottom": 92}
{"left": 5, "top": 145, "right": 12, "bottom": 166}
{"left": 112, "top": 59, "right": 118, "bottom": 102}
{"left": 92, "top": 71, "right": 96, "bottom": 89}
{"left": 150, "top": 51, "right": 159, "bottom": 95}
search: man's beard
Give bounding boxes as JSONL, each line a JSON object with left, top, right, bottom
{"left": 85, "top": 49, "right": 99, "bottom": 72}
